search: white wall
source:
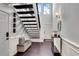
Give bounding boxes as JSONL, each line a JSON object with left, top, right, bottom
{"left": 0, "top": 3, "right": 14, "bottom": 56}
{"left": 53, "top": 3, "right": 58, "bottom": 32}
{"left": 9, "top": 13, "right": 30, "bottom": 56}
{"left": 40, "top": 14, "right": 52, "bottom": 39}
{"left": 53, "top": 3, "right": 79, "bottom": 56}
{"left": 40, "top": 4, "right": 52, "bottom": 40}
{"left": 9, "top": 5, "right": 30, "bottom": 55}
{"left": 0, "top": 3, "right": 30, "bottom": 56}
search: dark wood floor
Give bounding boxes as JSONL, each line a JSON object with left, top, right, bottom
{"left": 16, "top": 40, "right": 53, "bottom": 56}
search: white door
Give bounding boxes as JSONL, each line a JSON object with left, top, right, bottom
{"left": 0, "top": 10, "right": 9, "bottom": 56}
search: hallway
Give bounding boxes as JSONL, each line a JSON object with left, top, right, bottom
{"left": 16, "top": 40, "right": 53, "bottom": 56}
{"left": 0, "top": 3, "right": 79, "bottom": 56}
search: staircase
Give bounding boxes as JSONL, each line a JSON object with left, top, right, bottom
{"left": 12, "top": 3, "right": 41, "bottom": 39}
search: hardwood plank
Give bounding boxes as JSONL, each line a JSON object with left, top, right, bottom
{"left": 16, "top": 40, "right": 53, "bottom": 56}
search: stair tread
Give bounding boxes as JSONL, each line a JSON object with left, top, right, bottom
{"left": 22, "top": 20, "right": 36, "bottom": 22}
{"left": 14, "top": 4, "right": 33, "bottom": 9}
{"left": 17, "top": 11, "right": 34, "bottom": 14}
{"left": 20, "top": 16, "right": 35, "bottom": 18}
{"left": 23, "top": 24, "right": 37, "bottom": 25}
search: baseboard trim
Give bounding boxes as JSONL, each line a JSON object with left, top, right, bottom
{"left": 61, "top": 36, "right": 79, "bottom": 54}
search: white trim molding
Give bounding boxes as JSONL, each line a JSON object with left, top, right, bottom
{"left": 61, "top": 36, "right": 79, "bottom": 55}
